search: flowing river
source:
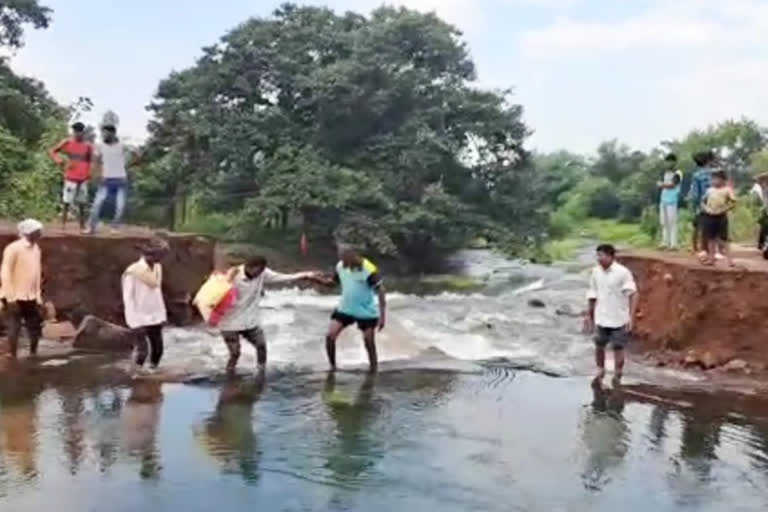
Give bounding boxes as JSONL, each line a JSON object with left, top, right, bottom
{"left": 1, "top": 250, "right": 767, "bottom": 511}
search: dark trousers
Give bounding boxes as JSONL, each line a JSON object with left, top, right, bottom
{"left": 3, "top": 300, "right": 42, "bottom": 357}
{"left": 222, "top": 326, "right": 266, "bottom": 371}
{"left": 759, "top": 211, "right": 768, "bottom": 251}
{"left": 134, "top": 324, "right": 164, "bottom": 367}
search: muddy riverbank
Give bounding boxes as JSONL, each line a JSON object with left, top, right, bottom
{"left": 621, "top": 247, "right": 768, "bottom": 375}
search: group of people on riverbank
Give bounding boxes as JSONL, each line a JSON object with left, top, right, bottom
{"left": 657, "top": 151, "right": 768, "bottom": 266}
{"left": 0, "top": 220, "right": 387, "bottom": 378}
{"left": 48, "top": 120, "right": 137, "bottom": 234}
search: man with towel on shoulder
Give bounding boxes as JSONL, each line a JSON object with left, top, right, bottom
{"left": 122, "top": 238, "right": 170, "bottom": 375}
{"left": 0, "top": 219, "right": 44, "bottom": 359}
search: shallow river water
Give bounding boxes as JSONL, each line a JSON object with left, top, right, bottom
{"left": 1, "top": 250, "right": 768, "bottom": 511}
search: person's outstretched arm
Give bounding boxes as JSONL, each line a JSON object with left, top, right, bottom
{"left": 262, "top": 267, "right": 317, "bottom": 284}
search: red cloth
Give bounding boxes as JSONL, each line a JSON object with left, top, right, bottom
{"left": 209, "top": 287, "right": 237, "bottom": 326}
{"left": 60, "top": 139, "right": 93, "bottom": 181}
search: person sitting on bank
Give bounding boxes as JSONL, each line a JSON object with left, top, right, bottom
{"left": 699, "top": 170, "right": 736, "bottom": 267}
{"left": 217, "top": 256, "right": 322, "bottom": 375}
{"left": 122, "top": 238, "right": 170, "bottom": 375}
{"left": 584, "top": 244, "right": 638, "bottom": 383}
{"left": 0, "top": 220, "right": 44, "bottom": 359}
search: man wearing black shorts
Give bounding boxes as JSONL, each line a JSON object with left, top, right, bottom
{"left": 584, "top": 244, "right": 638, "bottom": 383}
{"left": 324, "top": 246, "right": 387, "bottom": 372}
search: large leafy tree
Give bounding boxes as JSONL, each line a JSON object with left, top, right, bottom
{"left": 0, "top": 1, "right": 64, "bottom": 221}
{"left": 141, "top": 4, "right": 537, "bottom": 260}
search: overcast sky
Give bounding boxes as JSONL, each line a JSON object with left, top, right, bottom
{"left": 10, "top": 0, "right": 768, "bottom": 152}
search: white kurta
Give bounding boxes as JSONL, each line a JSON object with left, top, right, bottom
{"left": 122, "top": 260, "right": 167, "bottom": 328}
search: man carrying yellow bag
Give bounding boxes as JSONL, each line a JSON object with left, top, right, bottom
{"left": 193, "top": 270, "right": 236, "bottom": 325}
{"left": 194, "top": 255, "right": 323, "bottom": 374}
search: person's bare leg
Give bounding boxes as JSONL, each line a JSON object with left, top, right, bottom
{"left": 325, "top": 320, "right": 346, "bottom": 371}
{"left": 692, "top": 223, "right": 699, "bottom": 253}
{"left": 242, "top": 327, "right": 267, "bottom": 370}
{"left": 78, "top": 204, "right": 87, "bottom": 230}
{"left": 61, "top": 204, "right": 70, "bottom": 229}
{"left": 362, "top": 328, "right": 378, "bottom": 373}
{"left": 614, "top": 348, "right": 625, "bottom": 380}
{"left": 223, "top": 333, "right": 241, "bottom": 374}
{"left": 595, "top": 346, "right": 606, "bottom": 380}
{"left": 721, "top": 240, "right": 735, "bottom": 267}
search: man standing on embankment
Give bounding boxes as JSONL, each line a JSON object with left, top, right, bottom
{"left": 0, "top": 220, "right": 44, "bottom": 359}
{"left": 584, "top": 244, "right": 638, "bottom": 383}
{"left": 657, "top": 153, "right": 682, "bottom": 250}
{"left": 49, "top": 122, "right": 93, "bottom": 230}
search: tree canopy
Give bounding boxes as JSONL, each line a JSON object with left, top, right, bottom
{"left": 140, "top": 3, "right": 537, "bottom": 261}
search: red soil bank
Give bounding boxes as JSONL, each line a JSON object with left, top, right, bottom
{"left": 620, "top": 249, "right": 768, "bottom": 371}
{"left": 0, "top": 224, "right": 215, "bottom": 325}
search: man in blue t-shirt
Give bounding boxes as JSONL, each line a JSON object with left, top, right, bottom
{"left": 658, "top": 153, "right": 682, "bottom": 250}
{"left": 323, "top": 245, "right": 387, "bottom": 372}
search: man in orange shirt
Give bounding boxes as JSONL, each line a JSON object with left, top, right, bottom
{"left": 1, "top": 219, "right": 44, "bottom": 358}
{"left": 49, "top": 122, "right": 93, "bottom": 230}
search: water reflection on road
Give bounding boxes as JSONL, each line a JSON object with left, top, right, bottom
{"left": 0, "top": 361, "right": 766, "bottom": 511}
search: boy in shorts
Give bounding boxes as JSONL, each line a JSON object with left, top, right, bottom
{"left": 323, "top": 245, "right": 387, "bottom": 372}
{"left": 48, "top": 122, "right": 93, "bottom": 229}
{"left": 700, "top": 170, "right": 736, "bottom": 267}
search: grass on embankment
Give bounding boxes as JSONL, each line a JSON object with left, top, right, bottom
{"left": 542, "top": 219, "right": 653, "bottom": 262}
{"left": 543, "top": 200, "right": 761, "bottom": 262}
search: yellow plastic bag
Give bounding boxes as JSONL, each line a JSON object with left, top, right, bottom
{"left": 193, "top": 272, "right": 234, "bottom": 322}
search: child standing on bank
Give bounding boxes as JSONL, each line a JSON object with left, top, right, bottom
{"left": 700, "top": 170, "right": 736, "bottom": 267}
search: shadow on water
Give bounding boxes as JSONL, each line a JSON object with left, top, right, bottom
{"left": 580, "top": 380, "right": 629, "bottom": 492}
{"left": 196, "top": 375, "right": 264, "bottom": 484}
{"left": 1, "top": 357, "right": 768, "bottom": 510}
{"left": 121, "top": 380, "right": 163, "bottom": 480}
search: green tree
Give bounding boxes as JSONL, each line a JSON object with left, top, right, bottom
{"left": 141, "top": 4, "right": 537, "bottom": 260}
{"left": 0, "top": 0, "right": 51, "bottom": 49}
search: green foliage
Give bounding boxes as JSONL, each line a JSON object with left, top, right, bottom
{"left": 139, "top": 3, "right": 538, "bottom": 260}
{"left": 541, "top": 118, "right": 768, "bottom": 253}
{"left": 0, "top": 0, "right": 51, "bottom": 49}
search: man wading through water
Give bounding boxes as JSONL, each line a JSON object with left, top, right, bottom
{"left": 584, "top": 244, "right": 638, "bottom": 383}
{"left": 322, "top": 245, "right": 387, "bottom": 373}
{"left": 217, "top": 256, "right": 321, "bottom": 374}
{"left": 122, "top": 238, "right": 170, "bottom": 376}
{"left": 0, "top": 220, "right": 44, "bottom": 359}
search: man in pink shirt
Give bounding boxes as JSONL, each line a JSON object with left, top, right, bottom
{"left": 1, "top": 219, "right": 44, "bottom": 358}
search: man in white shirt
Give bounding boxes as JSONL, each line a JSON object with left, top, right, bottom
{"left": 584, "top": 244, "right": 638, "bottom": 382}
{"left": 122, "top": 238, "right": 169, "bottom": 374}
{"left": 217, "top": 255, "right": 322, "bottom": 374}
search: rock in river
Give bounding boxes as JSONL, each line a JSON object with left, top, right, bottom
{"left": 527, "top": 298, "right": 546, "bottom": 308}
